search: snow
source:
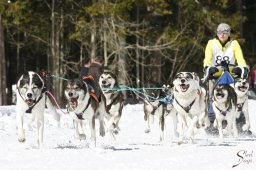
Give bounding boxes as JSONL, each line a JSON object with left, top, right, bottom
{"left": 0, "top": 101, "right": 256, "bottom": 170}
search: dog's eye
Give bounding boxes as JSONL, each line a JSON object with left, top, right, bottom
{"left": 22, "top": 86, "right": 28, "bottom": 90}
{"left": 32, "top": 87, "right": 38, "bottom": 90}
{"left": 74, "top": 87, "right": 80, "bottom": 90}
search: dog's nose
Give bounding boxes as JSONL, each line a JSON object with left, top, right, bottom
{"left": 242, "top": 82, "right": 246, "bottom": 85}
{"left": 102, "top": 80, "right": 106, "bottom": 84}
{"left": 181, "top": 79, "right": 185, "bottom": 83}
{"left": 68, "top": 92, "right": 73, "bottom": 97}
{"left": 27, "top": 93, "right": 32, "bottom": 98}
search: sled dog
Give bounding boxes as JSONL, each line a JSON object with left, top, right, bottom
{"left": 143, "top": 82, "right": 177, "bottom": 141}
{"left": 16, "top": 71, "right": 60, "bottom": 147}
{"left": 99, "top": 71, "right": 124, "bottom": 140}
{"left": 173, "top": 72, "right": 206, "bottom": 144}
{"left": 234, "top": 78, "right": 250, "bottom": 132}
{"left": 64, "top": 79, "right": 105, "bottom": 145}
{"left": 212, "top": 84, "right": 238, "bottom": 142}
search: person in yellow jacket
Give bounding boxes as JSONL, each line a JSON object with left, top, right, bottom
{"left": 203, "top": 23, "right": 248, "bottom": 81}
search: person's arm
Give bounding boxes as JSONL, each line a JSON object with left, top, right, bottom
{"left": 203, "top": 40, "right": 213, "bottom": 67}
{"left": 233, "top": 40, "right": 247, "bottom": 66}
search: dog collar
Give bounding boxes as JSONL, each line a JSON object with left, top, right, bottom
{"left": 73, "top": 97, "right": 91, "bottom": 120}
{"left": 215, "top": 105, "right": 230, "bottom": 116}
{"left": 174, "top": 98, "right": 196, "bottom": 113}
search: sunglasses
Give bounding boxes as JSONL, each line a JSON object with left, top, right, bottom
{"left": 217, "top": 30, "right": 230, "bottom": 35}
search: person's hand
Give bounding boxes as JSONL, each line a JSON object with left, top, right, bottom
{"left": 202, "top": 66, "right": 218, "bottom": 82}
{"left": 232, "top": 66, "right": 249, "bottom": 79}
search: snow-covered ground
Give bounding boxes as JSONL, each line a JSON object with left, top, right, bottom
{"left": 0, "top": 100, "right": 256, "bottom": 170}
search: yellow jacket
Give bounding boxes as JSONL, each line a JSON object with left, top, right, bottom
{"left": 203, "top": 38, "right": 246, "bottom": 67}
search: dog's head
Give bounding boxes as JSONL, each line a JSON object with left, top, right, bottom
{"left": 64, "top": 79, "right": 88, "bottom": 109}
{"left": 234, "top": 78, "right": 249, "bottom": 96}
{"left": 173, "top": 72, "right": 198, "bottom": 93}
{"left": 17, "top": 71, "right": 45, "bottom": 106}
{"left": 213, "top": 84, "right": 237, "bottom": 108}
{"left": 99, "top": 71, "right": 117, "bottom": 91}
{"left": 143, "top": 81, "right": 163, "bottom": 100}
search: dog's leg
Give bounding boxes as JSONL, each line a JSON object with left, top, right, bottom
{"left": 144, "top": 111, "right": 151, "bottom": 133}
{"left": 186, "top": 116, "right": 198, "bottom": 143}
{"left": 232, "top": 117, "right": 238, "bottom": 138}
{"left": 105, "top": 115, "right": 118, "bottom": 140}
{"left": 99, "top": 114, "right": 106, "bottom": 137}
{"left": 89, "top": 116, "right": 96, "bottom": 145}
{"left": 37, "top": 113, "right": 44, "bottom": 147}
{"left": 17, "top": 112, "right": 26, "bottom": 143}
{"left": 216, "top": 117, "right": 224, "bottom": 143}
{"left": 242, "top": 109, "right": 250, "bottom": 131}
{"left": 74, "top": 120, "right": 86, "bottom": 140}
{"left": 159, "top": 115, "right": 165, "bottom": 142}
{"left": 170, "top": 110, "right": 178, "bottom": 138}
{"left": 177, "top": 114, "right": 184, "bottom": 144}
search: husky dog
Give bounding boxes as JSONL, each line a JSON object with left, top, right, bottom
{"left": 234, "top": 78, "right": 250, "bottom": 133}
{"left": 212, "top": 84, "right": 238, "bottom": 142}
{"left": 143, "top": 82, "right": 177, "bottom": 141}
{"left": 16, "top": 71, "right": 60, "bottom": 147}
{"left": 99, "top": 71, "right": 124, "bottom": 140}
{"left": 64, "top": 79, "right": 105, "bottom": 145}
{"left": 173, "top": 72, "right": 206, "bottom": 144}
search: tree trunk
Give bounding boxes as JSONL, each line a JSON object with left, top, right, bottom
{"left": 0, "top": 14, "right": 7, "bottom": 105}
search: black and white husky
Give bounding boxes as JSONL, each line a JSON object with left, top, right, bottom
{"left": 173, "top": 72, "right": 206, "bottom": 144}
{"left": 16, "top": 71, "right": 60, "bottom": 147}
{"left": 143, "top": 82, "right": 177, "bottom": 141}
{"left": 64, "top": 79, "right": 105, "bottom": 145}
{"left": 99, "top": 71, "right": 124, "bottom": 140}
{"left": 212, "top": 84, "right": 238, "bottom": 142}
{"left": 234, "top": 78, "right": 250, "bottom": 133}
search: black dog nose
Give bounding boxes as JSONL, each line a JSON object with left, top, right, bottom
{"left": 27, "top": 93, "right": 32, "bottom": 98}
{"left": 242, "top": 82, "right": 246, "bottom": 85}
{"left": 102, "top": 80, "right": 106, "bottom": 84}
{"left": 68, "top": 92, "right": 73, "bottom": 97}
{"left": 181, "top": 79, "right": 185, "bottom": 83}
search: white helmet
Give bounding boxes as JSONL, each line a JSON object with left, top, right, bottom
{"left": 217, "top": 23, "right": 231, "bottom": 35}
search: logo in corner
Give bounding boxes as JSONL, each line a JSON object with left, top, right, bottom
{"left": 232, "top": 150, "right": 253, "bottom": 168}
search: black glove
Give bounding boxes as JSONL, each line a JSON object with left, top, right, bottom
{"left": 232, "top": 66, "right": 249, "bottom": 79}
{"left": 203, "top": 66, "right": 218, "bottom": 81}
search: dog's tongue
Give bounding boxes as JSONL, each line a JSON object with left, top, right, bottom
{"left": 26, "top": 99, "right": 33, "bottom": 106}
{"left": 239, "top": 86, "right": 247, "bottom": 92}
{"left": 69, "top": 98, "right": 77, "bottom": 108}
{"left": 180, "top": 84, "right": 189, "bottom": 92}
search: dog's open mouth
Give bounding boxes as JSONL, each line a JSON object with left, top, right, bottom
{"left": 25, "top": 99, "right": 34, "bottom": 106}
{"left": 69, "top": 97, "right": 78, "bottom": 109}
{"left": 101, "top": 84, "right": 111, "bottom": 91}
{"left": 216, "top": 92, "right": 225, "bottom": 99}
{"left": 238, "top": 85, "right": 248, "bottom": 92}
{"left": 180, "top": 84, "right": 189, "bottom": 92}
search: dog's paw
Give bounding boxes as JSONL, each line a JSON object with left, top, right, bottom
{"left": 18, "top": 137, "right": 26, "bottom": 143}
{"left": 144, "top": 128, "right": 150, "bottom": 133}
{"left": 242, "top": 124, "right": 250, "bottom": 131}
{"left": 79, "top": 134, "right": 86, "bottom": 140}
{"left": 177, "top": 140, "right": 183, "bottom": 145}
{"left": 100, "top": 129, "right": 105, "bottom": 137}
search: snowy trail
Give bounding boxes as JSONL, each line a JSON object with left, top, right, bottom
{"left": 0, "top": 101, "right": 256, "bottom": 170}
